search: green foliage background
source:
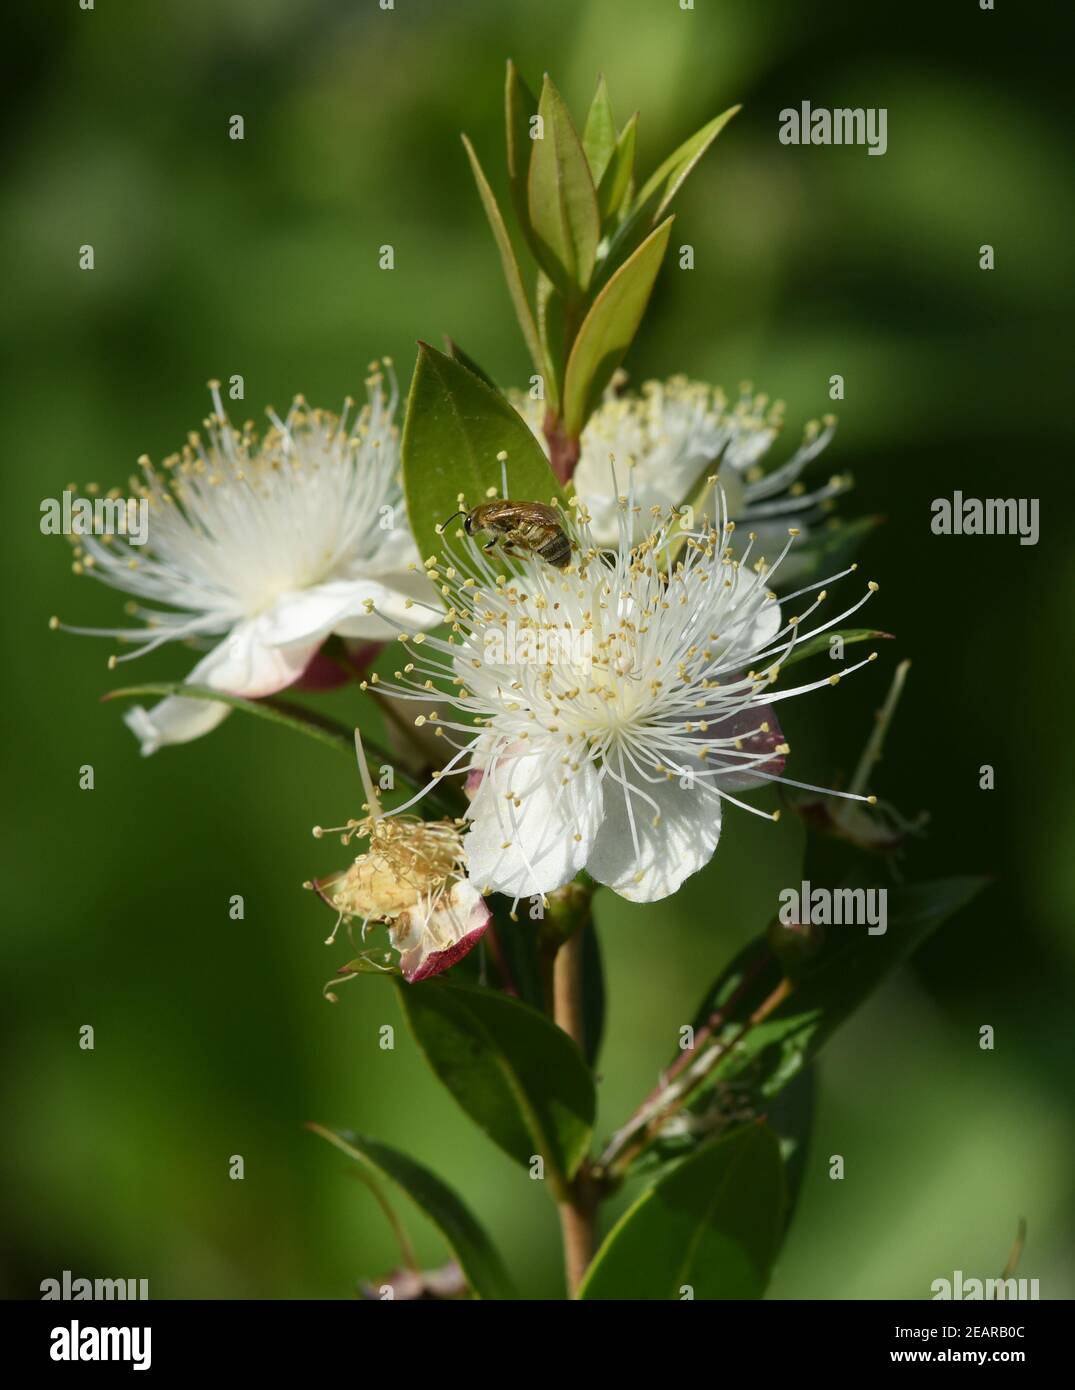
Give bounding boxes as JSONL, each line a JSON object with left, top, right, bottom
{"left": 2, "top": 0, "right": 1071, "bottom": 1299}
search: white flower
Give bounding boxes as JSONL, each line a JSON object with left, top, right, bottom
{"left": 309, "top": 739, "right": 490, "bottom": 985}
{"left": 373, "top": 495, "right": 881, "bottom": 905}
{"left": 54, "top": 364, "right": 436, "bottom": 754}
{"left": 512, "top": 376, "right": 849, "bottom": 579}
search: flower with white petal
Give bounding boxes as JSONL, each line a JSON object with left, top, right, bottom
{"left": 370, "top": 495, "right": 881, "bottom": 906}
{"left": 53, "top": 364, "right": 437, "bottom": 753}
{"left": 512, "top": 376, "right": 850, "bottom": 580}
{"left": 308, "top": 738, "right": 489, "bottom": 985}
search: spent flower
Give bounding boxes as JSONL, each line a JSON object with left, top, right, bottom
{"left": 308, "top": 735, "right": 490, "bottom": 985}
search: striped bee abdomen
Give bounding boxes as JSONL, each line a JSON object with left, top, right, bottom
{"left": 537, "top": 530, "right": 572, "bottom": 568}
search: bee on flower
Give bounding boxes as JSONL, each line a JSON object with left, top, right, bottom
{"left": 364, "top": 485, "right": 881, "bottom": 906}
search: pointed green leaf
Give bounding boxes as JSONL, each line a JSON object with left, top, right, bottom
{"left": 742, "top": 878, "right": 990, "bottom": 1099}
{"left": 579, "top": 919, "right": 606, "bottom": 1069}
{"left": 672, "top": 879, "right": 988, "bottom": 1148}
{"left": 597, "top": 112, "right": 637, "bottom": 227}
{"left": 536, "top": 270, "right": 567, "bottom": 409}
{"left": 766, "top": 1064, "right": 815, "bottom": 1233}
{"left": 635, "top": 878, "right": 988, "bottom": 1181}
{"left": 400, "top": 342, "right": 565, "bottom": 562}
{"left": 638, "top": 104, "right": 742, "bottom": 223}
{"left": 527, "top": 75, "right": 601, "bottom": 298}
{"left": 505, "top": 60, "right": 538, "bottom": 236}
{"left": 487, "top": 902, "right": 546, "bottom": 1012}
{"left": 597, "top": 105, "right": 739, "bottom": 288}
{"left": 461, "top": 135, "right": 544, "bottom": 376}
{"left": 730, "top": 878, "right": 989, "bottom": 1103}
{"left": 664, "top": 463, "right": 718, "bottom": 571}
{"left": 781, "top": 628, "right": 893, "bottom": 669}
{"left": 582, "top": 76, "right": 616, "bottom": 186}
{"left": 443, "top": 335, "right": 498, "bottom": 391}
{"left": 579, "top": 1123, "right": 786, "bottom": 1300}
{"left": 307, "top": 1126, "right": 517, "bottom": 1300}
{"left": 562, "top": 216, "right": 673, "bottom": 436}
{"left": 396, "top": 980, "right": 595, "bottom": 1194}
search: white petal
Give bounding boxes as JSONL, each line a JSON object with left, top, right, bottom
{"left": 123, "top": 692, "right": 231, "bottom": 757}
{"left": 463, "top": 743, "right": 602, "bottom": 899}
{"left": 392, "top": 882, "right": 491, "bottom": 983}
{"left": 586, "top": 758, "right": 722, "bottom": 903}
{"left": 258, "top": 573, "right": 438, "bottom": 649}
{"left": 335, "top": 567, "right": 443, "bottom": 637}
{"left": 123, "top": 620, "right": 317, "bottom": 755}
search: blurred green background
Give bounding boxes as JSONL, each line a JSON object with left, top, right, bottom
{"left": 3, "top": 0, "right": 1072, "bottom": 1299}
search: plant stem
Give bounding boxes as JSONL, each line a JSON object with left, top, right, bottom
{"left": 542, "top": 410, "right": 581, "bottom": 486}
{"left": 553, "top": 930, "right": 597, "bottom": 1296}
{"left": 557, "top": 1180, "right": 597, "bottom": 1298}
{"left": 553, "top": 928, "right": 587, "bottom": 1048}
{"left": 598, "top": 975, "right": 794, "bottom": 1179}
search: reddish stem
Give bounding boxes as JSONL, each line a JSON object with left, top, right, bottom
{"left": 543, "top": 411, "right": 581, "bottom": 486}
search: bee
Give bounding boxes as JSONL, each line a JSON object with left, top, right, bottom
{"left": 441, "top": 500, "right": 571, "bottom": 569}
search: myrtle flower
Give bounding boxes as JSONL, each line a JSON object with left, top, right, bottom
{"left": 52, "top": 364, "right": 436, "bottom": 754}
{"left": 512, "top": 376, "right": 849, "bottom": 579}
{"left": 308, "top": 736, "right": 490, "bottom": 985}
{"left": 369, "top": 493, "right": 880, "bottom": 905}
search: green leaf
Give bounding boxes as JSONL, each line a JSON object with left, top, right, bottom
{"left": 637, "top": 104, "right": 742, "bottom": 224}
{"left": 505, "top": 60, "right": 538, "bottom": 238}
{"left": 749, "top": 879, "right": 989, "bottom": 1097}
{"left": 664, "top": 463, "right": 718, "bottom": 571}
{"left": 536, "top": 269, "right": 568, "bottom": 409}
{"left": 443, "top": 335, "right": 497, "bottom": 390}
{"left": 597, "top": 105, "right": 739, "bottom": 288}
{"left": 562, "top": 216, "right": 673, "bottom": 436}
{"left": 781, "top": 627, "right": 893, "bottom": 669}
{"left": 395, "top": 980, "right": 595, "bottom": 1195}
{"left": 400, "top": 342, "right": 565, "bottom": 563}
{"left": 460, "top": 134, "right": 544, "bottom": 376}
{"left": 307, "top": 1126, "right": 517, "bottom": 1300}
{"left": 766, "top": 1064, "right": 815, "bottom": 1233}
{"left": 636, "top": 878, "right": 987, "bottom": 1180}
{"left": 103, "top": 682, "right": 354, "bottom": 757}
{"left": 580, "top": 919, "right": 606, "bottom": 1069}
{"left": 527, "top": 75, "right": 601, "bottom": 298}
{"left": 692, "top": 878, "right": 988, "bottom": 1113}
{"left": 579, "top": 1122, "right": 786, "bottom": 1300}
{"left": 597, "top": 112, "right": 637, "bottom": 228}
{"left": 486, "top": 900, "right": 545, "bottom": 1011}
{"left": 582, "top": 76, "right": 616, "bottom": 186}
